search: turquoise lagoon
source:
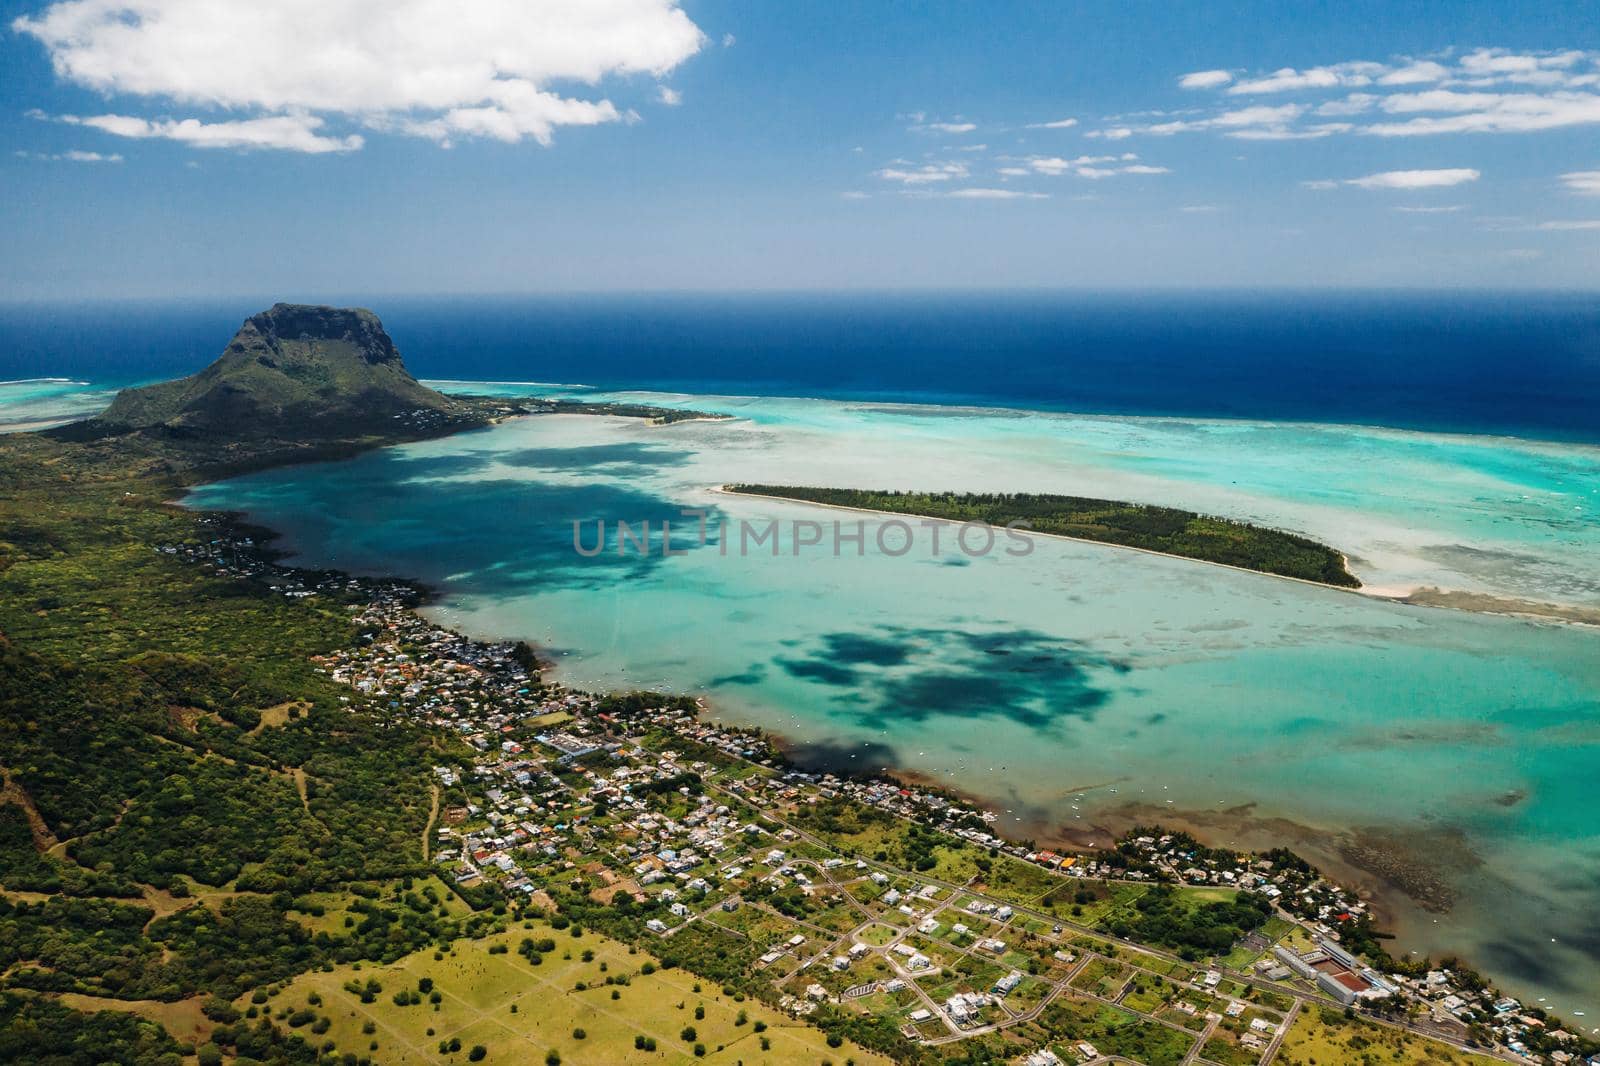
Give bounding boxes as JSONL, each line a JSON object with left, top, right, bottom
{"left": 178, "top": 390, "right": 1600, "bottom": 1016}
{"left": 0, "top": 378, "right": 118, "bottom": 432}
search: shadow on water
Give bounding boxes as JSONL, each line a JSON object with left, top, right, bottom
{"left": 780, "top": 736, "right": 905, "bottom": 780}
{"left": 772, "top": 623, "right": 1129, "bottom": 732}
{"left": 195, "top": 443, "right": 725, "bottom": 596}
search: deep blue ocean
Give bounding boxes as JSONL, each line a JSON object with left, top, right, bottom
{"left": 2, "top": 291, "right": 1597, "bottom": 442}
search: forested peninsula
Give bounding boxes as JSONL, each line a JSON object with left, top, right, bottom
{"left": 725, "top": 485, "right": 1360, "bottom": 587}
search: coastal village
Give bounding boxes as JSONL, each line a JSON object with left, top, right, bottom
{"left": 170, "top": 520, "right": 1600, "bottom": 1066}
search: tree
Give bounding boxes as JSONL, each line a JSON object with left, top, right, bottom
{"left": 468, "top": 1045, "right": 487, "bottom": 1062}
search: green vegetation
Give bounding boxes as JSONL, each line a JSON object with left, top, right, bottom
{"left": 0, "top": 991, "right": 184, "bottom": 1066}
{"left": 0, "top": 585, "right": 442, "bottom": 892}
{"left": 535, "top": 399, "right": 724, "bottom": 425}
{"left": 0, "top": 310, "right": 885, "bottom": 1062}
{"left": 0, "top": 804, "right": 139, "bottom": 898}
{"left": 726, "top": 485, "right": 1360, "bottom": 586}
{"left": 43, "top": 304, "right": 522, "bottom": 482}
{"left": 85, "top": 304, "right": 467, "bottom": 437}
{"left": 0, "top": 310, "right": 1546, "bottom": 1065}
{"left": 1278, "top": 1005, "right": 1505, "bottom": 1066}
{"left": 0, "top": 319, "right": 508, "bottom": 1058}
{"left": 260, "top": 923, "right": 892, "bottom": 1065}
{"left": 1101, "top": 885, "right": 1272, "bottom": 961}
{"left": 1038, "top": 997, "right": 1195, "bottom": 1066}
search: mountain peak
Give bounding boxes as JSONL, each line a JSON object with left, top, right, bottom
{"left": 238, "top": 304, "right": 401, "bottom": 365}
{"left": 82, "top": 303, "right": 462, "bottom": 439}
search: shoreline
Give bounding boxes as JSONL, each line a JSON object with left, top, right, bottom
{"left": 713, "top": 485, "right": 1600, "bottom": 627}
{"left": 717, "top": 711, "right": 1473, "bottom": 977}
{"left": 173, "top": 474, "right": 1554, "bottom": 1022}
{"left": 711, "top": 485, "right": 1363, "bottom": 594}
{"left": 165, "top": 412, "right": 1588, "bottom": 1017}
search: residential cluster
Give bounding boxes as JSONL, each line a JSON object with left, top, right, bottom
{"left": 169, "top": 520, "right": 1599, "bottom": 1066}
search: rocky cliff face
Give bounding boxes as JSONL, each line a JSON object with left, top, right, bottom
{"left": 89, "top": 303, "right": 462, "bottom": 437}
{"left": 233, "top": 303, "right": 402, "bottom": 365}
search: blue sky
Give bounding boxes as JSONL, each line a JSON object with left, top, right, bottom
{"left": 3, "top": 0, "right": 1598, "bottom": 297}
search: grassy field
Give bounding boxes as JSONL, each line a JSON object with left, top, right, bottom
{"left": 287, "top": 875, "right": 475, "bottom": 936}
{"left": 1277, "top": 1006, "right": 1505, "bottom": 1066}
{"left": 254, "top": 921, "right": 893, "bottom": 1065}
{"left": 53, "top": 992, "right": 216, "bottom": 1048}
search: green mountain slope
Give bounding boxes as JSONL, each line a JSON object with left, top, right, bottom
{"left": 89, "top": 303, "right": 465, "bottom": 437}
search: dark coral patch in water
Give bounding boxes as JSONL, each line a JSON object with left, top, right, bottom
{"left": 770, "top": 623, "right": 1124, "bottom": 733}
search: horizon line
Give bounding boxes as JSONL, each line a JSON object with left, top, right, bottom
{"left": 3, "top": 284, "right": 1599, "bottom": 308}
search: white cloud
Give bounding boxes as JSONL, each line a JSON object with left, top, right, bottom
{"left": 1378, "top": 60, "right": 1450, "bottom": 85}
{"left": 1393, "top": 204, "right": 1465, "bottom": 213}
{"left": 1227, "top": 123, "right": 1350, "bottom": 140}
{"left": 1316, "top": 93, "right": 1377, "bottom": 116}
{"left": 1017, "top": 153, "right": 1163, "bottom": 178}
{"left": 1537, "top": 219, "right": 1600, "bottom": 230}
{"left": 1301, "top": 179, "right": 1340, "bottom": 190}
{"left": 1180, "top": 204, "right": 1222, "bottom": 213}
{"left": 1214, "top": 51, "right": 1596, "bottom": 96}
{"left": 15, "top": 148, "right": 123, "bottom": 162}
{"left": 1086, "top": 127, "right": 1134, "bottom": 140}
{"left": 1363, "top": 90, "right": 1600, "bottom": 136}
{"left": 1561, "top": 169, "right": 1600, "bottom": 195}
{"left": 840, "top": 191, "right": 869, "bottom": 200}
{"left": 1164, "top": 48, "right": 1600, "bottom": 140}
{"left": 875, "top": 161, "right": 969, "bottom": 185}
{"left": 1025, "top": 117, "right": 1079, "bottom": 129}
{"left": 1229, "top": 62, "right": 1387, "bottom": 94}
{"left": 1179, "top": 70, "right": 1233, "bottom": 90}
{"left": 657, "top": 86, "right": 683, "bottom": 107}
{"left": 1457, "top": 47, "right": 1589, "bottom": 86}
{"left": 1138, "top": 103, "right": 1334, "bottom": 139}
{"left": 1208, "top": 104, "right": 1308, "bottom": 128}
{"left": 1345, "top": 168, "right": 1480, "bottom": 189}
{"left": 945, "top": 188, "right": 1047, "bottom": 199}
{"left": 915, "top": 121, "right": 978, "bottom": 134}
{"left": 1024, "top": 157, "right": 1070, "bottom": 176}
{"left": 58, "top": 112, "right": 363, "bottom": 152}
{"left": 14, "top": 0, "right": 705, "bottom": 151}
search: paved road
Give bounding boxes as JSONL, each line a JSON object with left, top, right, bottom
{"left": 1260, "top": 998, "right": 1300, "bottom": 1065}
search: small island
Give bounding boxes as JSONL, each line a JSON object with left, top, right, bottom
{"left": 725, "top": 485, "right": 1361, "bottom": 587}
{"left": 518, "top": 397, "right": 729, "bottom": 425}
